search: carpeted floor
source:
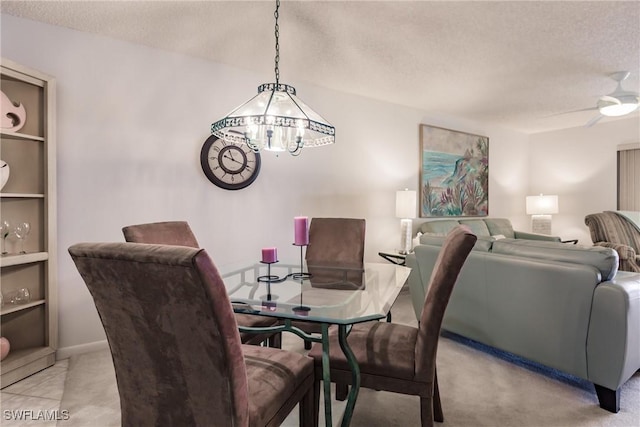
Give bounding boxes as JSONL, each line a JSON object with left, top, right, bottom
{"left": 57, "top": 289, "right": 640, "bottom": 427}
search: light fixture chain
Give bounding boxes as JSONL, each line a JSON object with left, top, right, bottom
{"left": 274, "top": 0, "right": 280, "bottom": 85}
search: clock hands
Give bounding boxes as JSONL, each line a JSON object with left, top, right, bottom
{"left": 222, "top": 152, "right": 253, "bottom": 172}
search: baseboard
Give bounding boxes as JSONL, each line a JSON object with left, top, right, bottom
{"left": 56, "top": 340, "right": 109, "bottom": 360}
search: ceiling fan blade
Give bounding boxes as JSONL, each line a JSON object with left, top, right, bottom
{"left": 544, "top": 107, "right": 598, "bottom": 117}
{"left": 599, "top": 95, "right": 622, "bottom": 105}
{"left": 585, "top": 114, "right": 604, "bottom": 127}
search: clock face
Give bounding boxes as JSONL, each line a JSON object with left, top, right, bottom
{"left": 200, "top": 135, "right": 261, "bottom": 190}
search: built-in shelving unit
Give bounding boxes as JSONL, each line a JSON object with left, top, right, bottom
{"left": 1, "top": 58, "right": 57, "bottom": 388}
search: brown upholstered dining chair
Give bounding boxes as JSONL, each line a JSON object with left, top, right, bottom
{"left": 292, "top": 218, "right": 366, "bottom": 350}
{"left": 304, "top": 218, "right": 366, "bottom": 289}
{"left": 122, "top": 221, "right": 281, "bottom": 347}
{"left": 308, "top": 225, "right": 477, "bottom": 427}
{"left": 69, "top": 242, "right": 314, "bottom": 427}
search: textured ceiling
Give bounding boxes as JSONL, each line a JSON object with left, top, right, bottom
{"left": 2, "top": 0, "right": 639, "bottom": 134}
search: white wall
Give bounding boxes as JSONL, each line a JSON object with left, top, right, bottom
{"left": 529, "top": 117, "right": 640, "bottom": 244}
{"left": 1, "top": 15, "right": 530, "bottom": 351}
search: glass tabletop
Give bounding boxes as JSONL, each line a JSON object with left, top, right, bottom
{"left": 220, "top": 261, "right": 411, "bottom": 325}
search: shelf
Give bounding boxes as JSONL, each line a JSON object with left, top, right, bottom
{"left": 0, "top": 130, "right": 44, "bottom": 142}
{"left": 1, "top": 58, "right": 57, "bottom": 388}
{"left": 0, "top": 299, "right": 45, "bottom": 316}
{"left": 1, "top": 346, "right": 56, "bottom": 388}
{"left": 0, "top": 193, "right": 45, "bottom": 199}
{"left": 0, "top": 252, "right": 48, "bottom": 267}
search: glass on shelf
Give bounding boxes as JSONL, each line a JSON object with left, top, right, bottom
{"left": 14, "top": 222, "right": 30, "bottom": 254}
{"left": 6, "top": 288, "right": 30, "bottom": 305}
{"left": 1, "top": 220, "right": 10, "bottom": 255}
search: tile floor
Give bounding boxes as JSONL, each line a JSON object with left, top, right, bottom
{"left": 1, "top": 359, "right": 69, "bottom": 427}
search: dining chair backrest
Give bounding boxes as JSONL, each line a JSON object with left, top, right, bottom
{"left": 415, "top": 225, "right": 477, "bottom": 381}
{"left": 122, "top": 221, "right": 199, "bottom": 248}
{"left": 305, "top": 218, "right": 366, "bottom": 289}
{"left": 69, "top": 242, "right": 249, "bottom": 426}
{"left": 121, "top": 220, "right": 283, "bottom": 348}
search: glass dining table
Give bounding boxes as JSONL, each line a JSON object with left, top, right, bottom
{"left": 219, "top": 260, "right": 411, "bottom": 427}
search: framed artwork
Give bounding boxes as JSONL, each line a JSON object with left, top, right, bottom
{"left": 419, "top": 124, "right": 489, "bottom": 217}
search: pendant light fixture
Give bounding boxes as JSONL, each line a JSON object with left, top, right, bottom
{"left": 211, "top": 0, "right": 335, "bottom": 156}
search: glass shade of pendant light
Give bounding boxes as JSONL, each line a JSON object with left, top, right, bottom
{"left": 211, "top": 0, "right": 335, "bottom": 156}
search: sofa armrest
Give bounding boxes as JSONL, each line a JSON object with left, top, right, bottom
{"left": 587, "top": 272, "right": 640, "bottom": 390}
{"left": 594, "top": 242, "right": 636, "bottom": 261}
{"left": 514, "top": 230, "right": 562, "bottom": 242}
{"left": 594, "top": 242, "right": 640, "bottom": 273}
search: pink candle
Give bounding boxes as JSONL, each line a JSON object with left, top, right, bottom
{"left": 294, "top": 216, "right": 309, "bottom": 245}
{"left": 261, "top": 247, "right": 277, "bottom": 263}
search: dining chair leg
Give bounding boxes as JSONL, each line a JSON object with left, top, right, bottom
{"left": 300, "top": 381, "right": 315, "bottom": 427}
{"left": 268, "top": 332, "right": 282, "bottom": 349}
{"left": 313, "top": 380, "right": 321, "bottom": 427}
{"left": 433, "top": 369, "right": 443, "bottom": 422}
{"left": 420, "top": 396, "right": 435, "bottom": 427}
{"left": 336, "top": 383, "right": 348, "bottom": 401}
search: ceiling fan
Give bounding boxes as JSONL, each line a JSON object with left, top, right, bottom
{"left": 581, "top": 71, "right": 640, "bottom": 127}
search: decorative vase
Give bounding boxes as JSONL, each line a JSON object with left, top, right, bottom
{"left": 0, "top": 337, "right": 10, "bottom": 361}
{"left": 1, "top": 90, "right": 26, "bottom": 132}
{"left": 1, "top": 160, "right": 9, "bottom": 191}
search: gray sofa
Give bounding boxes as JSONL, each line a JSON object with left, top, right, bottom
{"left": 406, "top": 235, "right": 640, "bottom": 413}
{"left": 417, "top": 217, "right": 562, "bottom": 242}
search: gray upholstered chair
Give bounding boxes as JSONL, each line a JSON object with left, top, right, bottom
{"left": 585, "top": 211, "right": 640, "bottom": 272}
{"left": 69, "top": 242, "right": 314, "bottom": 427}
{"left": 122, "top": 221, "right": 281, "bottom": 347}
{"left": 308, "top": 225, "right": 477, "bottom": 427}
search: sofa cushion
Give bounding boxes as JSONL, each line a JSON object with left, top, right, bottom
{"left": 474, "top": 236, "right": 495, "bottom": 251}
{"left": 459, "top": 219, "right": 491, "bottom": 237}
{"left": 420, "top": 233, "right": 494, "bottom": 252}
{"left": 419, "top": 220, "right": 460, "bottom": 235}
{"left": 492, "top": 239, "right": 619, "bottom": 280}
{"left": 484, "top": 218, "right": 516, "bottom": 238}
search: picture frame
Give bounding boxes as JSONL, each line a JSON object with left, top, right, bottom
{"left": 419, "top": 124, "right": 489, "bottom": 217}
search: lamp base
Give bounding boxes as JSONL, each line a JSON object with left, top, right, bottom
{"left": 399, "top": 218, "right": 412, "bottom": 254}
{"left": 531, "top": 215, "right": 552, "bottom": 235}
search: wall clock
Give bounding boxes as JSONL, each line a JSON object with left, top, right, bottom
{"left": 200, "top": 135, "right": 261, "bottom": 190}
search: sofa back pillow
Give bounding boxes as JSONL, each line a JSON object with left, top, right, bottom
{"left": 491, "top": 239, "right": 619, "bottom": 280}
{"left": 420, "top": 233, "right": 494, "bottom": 252}
{"left": 458, "top": 219, "right": 491, "bottom": 237}
{"left": 483, "top": 218, "right": 516, "bottom": 238}
{"left": 419, "top": 220, "right": 460, "bottom": 235}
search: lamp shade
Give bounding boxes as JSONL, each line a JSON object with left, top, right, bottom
{"left": 526, "top": 194, "right": 559, "bottom": 215}
{"left": 396, "top": 189, "right": 417, "bottom": 219}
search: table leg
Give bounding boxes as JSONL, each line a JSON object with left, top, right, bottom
{"left": 322, "top": 323, "right": 332, "bottom": 427}
{"left": 338, "top": 324, "right": 360, "bottom": 427}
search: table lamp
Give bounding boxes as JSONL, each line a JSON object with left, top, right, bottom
{"left": 526, "top": 194, "right": 559, "bottom": 235}
{"left": 396, "top": 189, "right": 417, "bottom": 254}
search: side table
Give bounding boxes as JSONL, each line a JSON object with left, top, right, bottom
{"left": 378, "top": 250, "right": 407, "bottom": 266}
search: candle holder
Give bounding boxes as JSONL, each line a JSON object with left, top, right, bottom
{"left": 291, "top": 261, "right": 311, "bottom": 315}
{"left": 257, "top": 260, "right": 281, "bottom": 283}
{"left": 261, "top": 299, "right": 277, "bottom": 312}
{"left": 291, "top": 243, "right": 312, "bottom": 280}
{"left": 292, "top": 305, "right": 310, "bottom": 316}
{"left": 257, "top": 260, "right": 287, "bottom": 304}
